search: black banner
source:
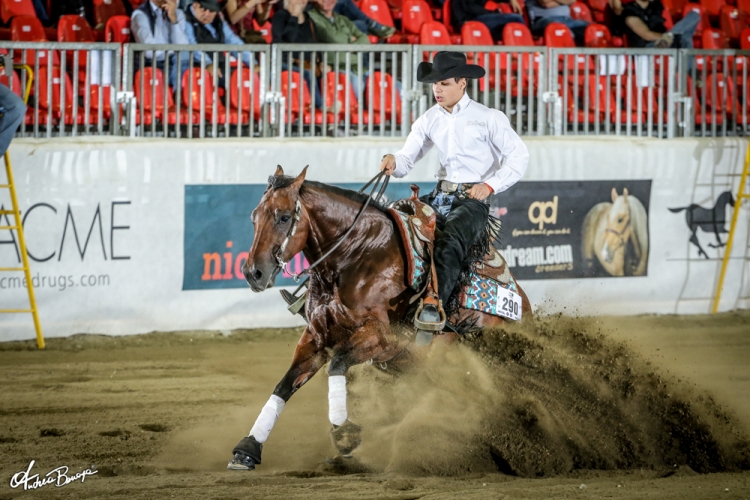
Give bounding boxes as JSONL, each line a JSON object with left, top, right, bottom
{"left": 491, "top": 180, "right": 651, "bottom": 280}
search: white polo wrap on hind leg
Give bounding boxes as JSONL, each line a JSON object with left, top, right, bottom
{"left": 328, "top": 375, "right": 347, "bottom": 426}
{"left": 249, "top": 395, "right": 285, "bottom": 443}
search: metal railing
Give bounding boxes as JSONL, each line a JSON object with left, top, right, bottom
{"left": 548, "top": 48, "right": 677, "bottom": 138}
{"left": 0, "top": 42, "right": 122, "bottom": 137}
{"left": 271, "top": 43, "right": 413, "bottom": 138}
{"left": 4, "top": 41, "right": 750, "bottom": 140}
{"left": 415, "top": 45, "right": 547, "bottom": 136}
{"left": 123, "top": 43, "right": 270, "bottom": 138}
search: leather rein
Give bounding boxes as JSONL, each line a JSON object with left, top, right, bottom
{"left": 274, "top": 171, "right": 390, "bottom": 283}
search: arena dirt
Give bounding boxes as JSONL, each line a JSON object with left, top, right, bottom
{"left": 1, "top": 312, "right": 749, "bottom": 499}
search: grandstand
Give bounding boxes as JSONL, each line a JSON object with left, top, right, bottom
{"left": 0, "top": 0, "right": 748, "bottom": 138}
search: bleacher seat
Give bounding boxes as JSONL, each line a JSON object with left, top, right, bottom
{"left": 280, "top": 69, "right": 322, "bottom": 125}
{"left": 586, "top": 0, "right": 609, "bottom": 23}
{"left": 663, "top": 0, "right": 689, "bottom": 20}
{"left": 365, "top": 71, "right": 401, "bottom": 124}
{"left": 133, "top": 67, "right": 200, "bottom": 125}
{"left": 739, "top": 0, "right": 750, "bottom": 16}
{"left": 322, "top": 71, "right": 359, "bottom": 123}
{"left": 584, "top": 23, "right": 612, "bottom": 47}
{"left": 93, "top": 0, "right": 127, "bottom": 29}
{"left": 252, "top": 19, "right": 272, "bottom": 44}
{"left": 229, "top": 67, "right": 262, "bottom": 124}
{"left": 440, "top": 0, "right": 463, "bottom": 44}
{"left": 696, "top": 73, "right": 738, "bottom": 124}
{"left": 0, "top": 0, "right": 35, "bottom": 24}
{"left": 419, "top": 20, "right": 451, "bottom": 45}
{"left": 503, "top": 22, "right": 534, "bottom": 46}
{"left": 10, "top": 15, "right": 60, "bottom": 67}
{"left": 360, "top": 0, "right": 405, "bottom": 43}
{"left": 182, "top": 67, "right": 229, "bottom": 123}
{"left": 719, "top": 6, "right": 745, "bottom": 45}
{"left": 104, "top": 15, "right": 131, "bottom": 43}
{"left": 682, "top": 3, "right": 710, "bottom": 42}
{"left": 401, "top": 0, "right": 433, "bottom": 43}
{"left": 386, "top": 0, "right": 403, "bottom": 20}
{"left": 700, "top": 0, "right": 727, "bottom": 21}
{"left": 35, "top": 66, "right": 86, "bottom": 125}
{"left": 740, "top": 27, "right": 750, "bottom": 48}
{"left": 571, "top": 2, "right": 594, "bottom": 22}
{"left": 545, "top": 22, "right": 576, "bottom": 47}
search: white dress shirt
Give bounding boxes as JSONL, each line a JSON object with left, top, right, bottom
{"left": 393, "top": 93, "right": 529, "bottom": 194}
{"left": 131, "top": 1, "right": 189, "bottom": 61}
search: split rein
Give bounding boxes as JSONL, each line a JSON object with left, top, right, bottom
{"left": 276, "top": 171, "right": 390, "bottom": 283}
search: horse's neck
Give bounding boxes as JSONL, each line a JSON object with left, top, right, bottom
{"left": 301, "top": 187, "right": 395, "bottom": 272}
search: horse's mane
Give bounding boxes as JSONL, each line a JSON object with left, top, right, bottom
{"left": 269, "top": 176, "right": 389, "bottom": 214}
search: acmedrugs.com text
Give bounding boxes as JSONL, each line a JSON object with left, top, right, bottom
{"left": 0, "top": 273, "right": 110, "bottom": 291}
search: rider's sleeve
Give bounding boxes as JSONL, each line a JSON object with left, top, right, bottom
{"left": 484, "top": 109, "right": 529, "bottom": 194}
{"left": 393, "top": 115, "right": 433, "bottom": 178}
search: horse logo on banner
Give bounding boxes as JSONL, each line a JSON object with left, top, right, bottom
{"left": 669, "top": 191, "right": 735, "bottom": 259}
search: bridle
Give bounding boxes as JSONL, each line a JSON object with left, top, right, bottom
{"left": 273, "top": 171, "right": 390, "bottom": 283}
{"left": 604, "top": 216, "right": 631, "bottom": 251}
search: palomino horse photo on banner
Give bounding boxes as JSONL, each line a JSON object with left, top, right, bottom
{"left": 582, "top": 188, "right": 650, "bottom": 277}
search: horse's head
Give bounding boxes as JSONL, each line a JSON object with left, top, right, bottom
{"left": 601, "top": 188, "right": 632, "bottom": 263}
{"left": 241, "top": 166, "right": 309, "bottom": 292}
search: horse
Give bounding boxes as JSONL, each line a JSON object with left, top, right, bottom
{"left": 582, "top": 188, "right": 649, "bottom": 277}
{"left": 226, "top": 166, "right": 532, "bottom": 471}
{"left": 669, "top": 191, "right": 734, "bottom": 259}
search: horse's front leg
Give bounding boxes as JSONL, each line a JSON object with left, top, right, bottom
{"left": 228, "top": 328, "right": 327, "bottom": 470}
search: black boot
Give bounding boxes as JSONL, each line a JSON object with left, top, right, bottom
{"left": 227, "top": 436, "right": 262, "bottom": 471}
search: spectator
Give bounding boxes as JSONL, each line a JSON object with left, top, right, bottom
{"left": 31, "top": 0, "right": 50, "bottom": 25}
{"left": 611, "top": 0, "right": 699, "bottom": 48}
{"left": 184, "top": 0, "right": 254, "bottom": 80}
{"left": 272, "top": 0, "right": 324, "bottom": 106}
{"left": 526, "top": 0, "right": 589, "bottom": 45}
{"left": 451, "top": 0, "right": 525, "bottom": 42}
{"left": 132, "top": 0, "right": 194, "bottom": 87}
{"left": 224, "top": 0, "right": 278, "bottom": 43}
{"left": 0, "top": 84, "right": 25, "bottom": 157}
{"left": 333, "top": 0, "right": 396, "bottom": 40}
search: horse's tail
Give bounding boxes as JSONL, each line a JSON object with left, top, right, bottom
{"left": 668, "top": 206, "right": 687, "bottom": 213}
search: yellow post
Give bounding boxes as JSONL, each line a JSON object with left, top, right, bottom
{"left": 2, "top": 152, "right": 44, "bottom": 348}
{"left": 712, "top": 140, "right": 750, "bottom": 314}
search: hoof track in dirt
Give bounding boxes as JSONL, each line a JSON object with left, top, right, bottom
{"left": 140, "top": 424, "right": 169, "bottom": 433}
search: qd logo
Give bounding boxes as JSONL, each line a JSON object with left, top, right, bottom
{"left": 528, "top": 196, "right": 558, "bottom": 229}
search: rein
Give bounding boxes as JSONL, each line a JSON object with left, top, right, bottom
{"left": 604, "top": 218, "right": 631, "bottom": 249}
{"left": 276, "top": 171, "right": 390, "bottom": 282}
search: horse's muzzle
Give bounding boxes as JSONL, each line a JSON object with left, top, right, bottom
{"left": 243, "top": 261, "right": 279, "bottom": 292}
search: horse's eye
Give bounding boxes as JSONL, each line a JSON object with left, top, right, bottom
{"left": 280, "top": 215, "right": 291, "bottom": 224}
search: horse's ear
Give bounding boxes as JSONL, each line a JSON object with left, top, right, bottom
{"left": 289, "top": 166, "right": 308, "bottom": 193}
{"left": 623, "top": 188, "right": 629, "bottom": 198}
{"left": 611, "top": 188, "right": 618, "bottom": 202}
{"left": 275, "top": 165, "right": 284, "bottom": 177}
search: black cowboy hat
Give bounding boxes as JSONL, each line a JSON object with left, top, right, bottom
{"left": 416, "top": 51, "right": 485, "bottom": 83}
{"left": 196, "top": 0, "right": 222, "bottom": 11}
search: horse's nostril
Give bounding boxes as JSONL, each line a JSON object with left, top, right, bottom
{"left": 252, "top": 269, "right": 263, "bottom": 281}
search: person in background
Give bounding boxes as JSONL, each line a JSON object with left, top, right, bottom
{"left": 610, "top": 0, "right": 699, "bottom": 48}
{"left": 184, "top": 0, "right": 254, "bottom": 82}
{"left": 333, "top": 0, "right": 396, "bottom": 40}
{"left": 451, "top": 0, "right": 525, "bottom": 42}
{"left": 0, "top": 84, "right": 25, "bottom": 157}
{"left": 131, "top": 0, "right": 194, "bottom": 87}
{"left": 272, "top": 0, "right": 324, "bottom": 107}
{"left": 224, "top": 0, "right": 279, "bottom": 43}
{"left": 526, "top": 0, "right": 589, "bottom": 45}
{"left": 31, "top": 0, "right": 50, "bottom": 24}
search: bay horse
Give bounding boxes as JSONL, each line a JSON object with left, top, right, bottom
{"left": 669, "top": 191, "right": 734, "bottom": 259}
{"left": 582, "top": 188, "right": 649, "bottom": 277}
{"left": 227, "top": 166, "right": 532, "bottom": 471}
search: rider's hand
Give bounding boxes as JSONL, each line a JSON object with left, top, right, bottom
{"left": 468, "top": 183, "right": 492, "bottom": 200}
{"left": 380, "top": 154, "right": 396, "bottom": 175}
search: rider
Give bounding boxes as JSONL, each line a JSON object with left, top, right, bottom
{"left": 380, "top": 51, "right": 529, "bottom": 344}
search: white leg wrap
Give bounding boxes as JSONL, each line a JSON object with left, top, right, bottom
{"left": 328, "top": 375, "right": 348, "bottom": 426}
{"left": 249, "top": 395, "right": 285, "bottom": 444}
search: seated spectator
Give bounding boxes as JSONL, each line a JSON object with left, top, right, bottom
{"left": 612, "top": 0, "right": 699, "bottom": 48}
{"left": 526, "top": 0, "right": 589, "bottom": 45}
{"left": 31, "top": 0, "right": 50, "bottom": 25}
{"left": 272, "top": 0, "right": 324, "bottom": 107}
{"left": 333, "top": 0, "right": 396, "bottom": 40}
{"left": 224, "top": 0, "right": 278, "bottom": 43}
{"left": 184, "top": 0, "right": 254, "bottom": 80}
{"left": 451, "top": 0, "right": 525, "bottom": 42}
{"left": 132, "top": 0, "right": 194, "bottom": 87}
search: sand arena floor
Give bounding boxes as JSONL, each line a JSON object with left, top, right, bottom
{"left": 1, "top": 311, "right": 749, "bottom": 499}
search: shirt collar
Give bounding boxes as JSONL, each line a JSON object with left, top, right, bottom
{"left": 439, "top": 92, "right": 472, "bottom": 116}
{"left": 149, "top": 1, "right": 162, "bottom": 16}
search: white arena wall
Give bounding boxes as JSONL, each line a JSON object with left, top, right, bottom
{"left": 0, "top": 136, "right": 748, "bottom": 341}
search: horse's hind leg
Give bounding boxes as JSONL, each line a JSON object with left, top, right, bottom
{"left": 690, "top": 230, "right": 709, "bottom": 259}
{"left": 228, "top": 329, "right": 327, "bottom": 471}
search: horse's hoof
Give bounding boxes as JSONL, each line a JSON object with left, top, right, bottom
{"left": 227, "top": 451, "right": 256, "bottom": 471}
{"left": 415, "top": 330, "right": 434, "bottom": 346}
{"left": 331, "top": 420, "right": 361, "bottom": 456}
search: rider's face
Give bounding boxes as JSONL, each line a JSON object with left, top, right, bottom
{"left": 432, "top": 78, "right": 466, "bottom": 110}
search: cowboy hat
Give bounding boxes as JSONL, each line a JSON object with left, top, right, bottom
{"left": 416, "top": 51, "right": 485, "bottom": 83}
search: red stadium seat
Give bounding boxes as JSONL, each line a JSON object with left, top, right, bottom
{"left": 695, "top": 73, "right": 739, "bottom": 124}
{"left": 662, "top": 0, "right": 689, "bottom": 20}
{"left": 386, "top": 0, "right": 403, "bottom": 19}
{"left": 365, "top": 71, "right": 401, "bottom": 124}
{"left": 0, "top": 0, "right": 35, "bottom": 24}
{"left": 181, "top": 67, "right": 229, "bottom": 123}
{"left": 322, "top": 71, "right": 359, "bottom": 123}
{"left": 35, "top": 66, "right": 87, "bottom": 125}
{"left": 462, "top": 22, "right": 506, "bottom": 92}
{"left": 229, "top": 67, "right": 262, "bottom": 123}
{"left": 741, "top": 26, "right": 750, "bottom": 48}
{"left": 545, "top": 21, "right": 576, "bottom": 47}
{"left": 92, "top": 0, "right": 127, "bottom": 29}
{"left": 401, "top": 0, "right": 433, "bottom": 37}
{"left": 0, "top": 69, "right": 23, "bottom": 99}
{"left": 440, "top": 0, "right": 462, "bottom": 43}
{"left": 586, "top": 0, "right": 609, "bottom": 22}
{"left": 105, "top": 15, "right": 131, "bottom": 43}
{"left": 252, "top": 19, "right": 272, "bottom": 44}
{"left": 739, "top": 0, "right": 750, "bottom": 15}
{"left": 57, "top": 15, "right": 95, "bottom": 43}
{"left": 10, "top": 15, "right": 60, "bottom": 67}
{"left": 280, "top": 69, "right": 325, "bottom": 125}
{"left": 571, "top": 1, "right": 594, "bottom": 22}
{"left": 584, "top": 23, "right": 612, "bottom": 47}
{"left": 700, "top": 0, "right": 727, "bottom": 20}
{"left": 419, "top": 20, "right": 451, "bottom": 45}
{"left": 360, "top": 0, "right": 406, "bottom": 43}
{"left": 682, "top": 3, "right": 710, "bottom": 40}
{"left": 133, "top": 67, "right": 200, "bottom": 125}
{"left": 462, "top": 20, "right": 494, "bottom": 45}
{"left": 503, "top": 22, "right": 534, "bottom": 46}
{"left": 89, "top": 84, "right": 113, "bottom": 120}
{"left": 719, "top": 6, "right": 745, "bottom": 45}
{"left": 662, "top": 7, "right": 674, "bottom": 30}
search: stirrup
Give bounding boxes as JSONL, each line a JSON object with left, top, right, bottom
{"left": 413, "top": 298, "right": 446, "bottom": 331}
{"left": 280, "top": 289, "right": 307, "bottom": 316}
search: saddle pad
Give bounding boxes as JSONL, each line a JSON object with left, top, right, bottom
{"left": 459, "top": 272, "right": 522, "bottom": 321}
{"left": 388, "top": 208, "right": 428, "bottom": 291}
